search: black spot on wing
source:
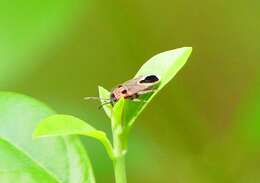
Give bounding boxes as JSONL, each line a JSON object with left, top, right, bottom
{"left": 121, "top": 89, "right": 127, "bottom": 94}
{"left": 139, "top": 75, "right": 159, "bottom": 83}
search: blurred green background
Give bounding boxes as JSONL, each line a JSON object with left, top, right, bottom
{"left": 1, "top": 0, "right": 260, "bottom": 182}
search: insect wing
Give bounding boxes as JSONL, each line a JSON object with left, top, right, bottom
{"left": 122, "top": 76, "right": 155, "bottom": 96}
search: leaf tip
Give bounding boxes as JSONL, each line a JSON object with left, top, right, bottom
{"left": 98, "top": 85, "right": 111, "bottom": 96}
{"left": 185, "top": 46, "right": 192, "bottom": 53}
{"left": 97, "top": 85, "right": 103, "bottom": 90}
{"left": 172, "top": 47, "right": 192, "bottom": 63}
{"left": 178, "top": 46, "right": 193, "bottom": 54}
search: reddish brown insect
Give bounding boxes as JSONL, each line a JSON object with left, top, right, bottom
{"left": 85, "top": 75, "right": 160, "bottom": 107}
{"left": 110, "top": 75, "right": 159, "bottom": 104}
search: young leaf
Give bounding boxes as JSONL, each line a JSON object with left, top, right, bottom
{"left": 0, "top": 92, "right": 95, "bottom": 183}
{"left": 98, "top": 86, "right": 113, "bottom": 118}
{"left": 99, "top": 47, "right": 192, "bottom": 128}
{"left": 112, "top": 98, "right": 125, "bottom": 128}
{"left": 126, "top": 47, "right": 192, "bottom": 127}
{"left": 34, "top": 114, "right": 114, "bottom": 160}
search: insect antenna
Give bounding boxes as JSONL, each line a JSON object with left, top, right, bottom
{"left": 98, "top": 101, "right": 112, "bottom": 109}
{"left": 84, "top": 97, "right": 110, "bottom": 102}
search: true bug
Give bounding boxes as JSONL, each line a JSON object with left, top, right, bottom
{"left": 85, "top": 74, "right": 160, "bottom": 107}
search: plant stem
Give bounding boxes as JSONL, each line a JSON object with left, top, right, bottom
{"left": 113, "top": 127, "right": 127, "bottom": 183}
{"left": 113, "top": 155, "right": 127, "bottom": 183}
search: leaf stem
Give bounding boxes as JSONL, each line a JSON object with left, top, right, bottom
{"left": 113, "top": 154, "right": 127, "bottom": 183}
{"left": 112, "top": 126, "right": 127, "bottom": 183}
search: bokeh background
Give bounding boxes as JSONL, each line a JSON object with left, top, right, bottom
{"left": 2, "top": 0, "right": 260, "bottom": 182}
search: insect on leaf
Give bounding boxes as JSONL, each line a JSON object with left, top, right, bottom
{"left": 99, "top": 47, "right": 192, "bottom": 129}
{"left": 127, "top": 47, "right": 192, "bottom": 127}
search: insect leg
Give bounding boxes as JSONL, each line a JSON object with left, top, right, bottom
{"left": 84, "top": 97, "right": 110, "bottom": 101}
{"left": 131, "top": 89, "right": 156, "bottom": 103}
{"left": 98, "top": 102, "right": 112, "bottom": 109}
{"left": 132, "top": 98, "right": 147, "bottom": 103}
{"left": 137, "top": 89, "right": 156, "bottom": 95}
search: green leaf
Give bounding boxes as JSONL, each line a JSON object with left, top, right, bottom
{"left": 112, "top": 98, "right": 125, "bottom": 128}
{"left": 127, "top": 47, "right": 192, "bottom": 126}
{"left": 99, "top": 47, "right": 192, "bottom": 128}
{"left": 98, "top": 86, "right": 113, "bottom": 118}
{"left": 0, "top": 92, "right": 95, "bottom": 183}
{"left": 34, "top": 114, "right": 114, "bottom": 160}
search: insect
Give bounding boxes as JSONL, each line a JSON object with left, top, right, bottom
{"left": 85, "top": 74, "right": 160, "bottom": 107}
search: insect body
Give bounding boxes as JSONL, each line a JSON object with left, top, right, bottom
{"left": 85, "top": 75, "right": 160, "bottom": 106}
{"left": 110, "top": 75, "right": 159, "bottom": 105}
